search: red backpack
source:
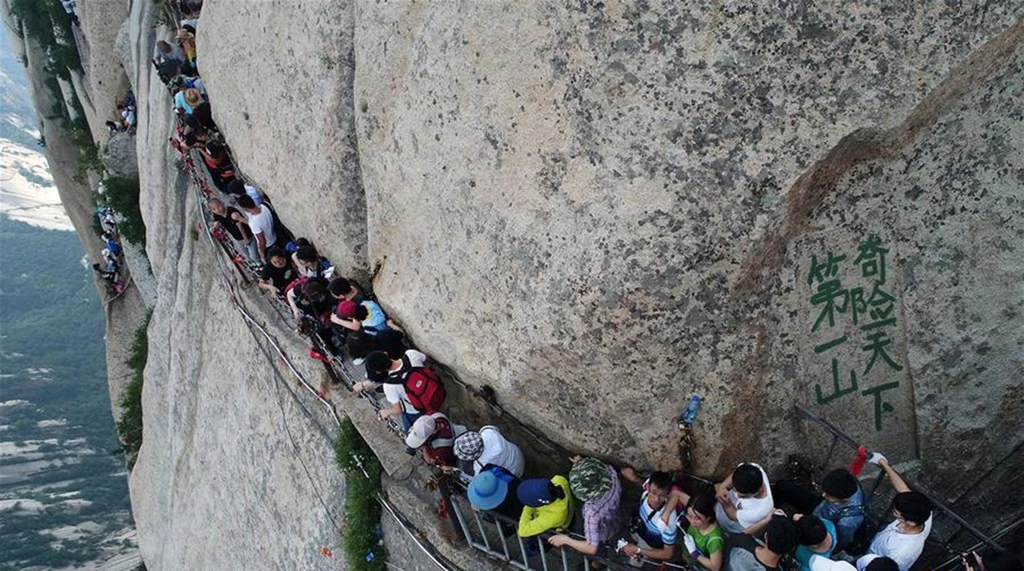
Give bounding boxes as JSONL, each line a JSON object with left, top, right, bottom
{"left": 401, "top": 358, "right": 446, "bottom": 414}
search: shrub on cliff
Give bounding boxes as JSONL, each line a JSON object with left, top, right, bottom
{"left": 116, "top": 311, "right": 151, "bottom": 471}
{"left": 104, "top": 176, "right": 147, "bottom": 246}
{"left": 334, "top": 419, "right": 387, "bottom": 571}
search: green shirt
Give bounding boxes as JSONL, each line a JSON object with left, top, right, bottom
{"left": 688, "top": 523, "right": 725, "bottom": 556}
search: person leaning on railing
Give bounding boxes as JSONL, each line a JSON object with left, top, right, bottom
{"left": 547, "top": 457, "right": 622, "bottom": 567}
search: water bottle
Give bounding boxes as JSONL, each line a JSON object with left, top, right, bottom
{"left": 678, "top": 395, "right": 701, "bottom": 428}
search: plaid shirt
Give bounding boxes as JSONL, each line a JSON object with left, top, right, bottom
{"left": 583, "top": 464, "right": 622, "bottom": 545}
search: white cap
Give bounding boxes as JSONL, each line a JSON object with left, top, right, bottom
{"left": 404, "top": 415, "right": 437, "bottom": 449}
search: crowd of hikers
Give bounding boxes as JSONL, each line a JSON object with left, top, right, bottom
{"left": 144, "top": 4, "right": 1021, "bottom": 571}
{"left": 91, "top": 200, "right": 125, "bottom": 295}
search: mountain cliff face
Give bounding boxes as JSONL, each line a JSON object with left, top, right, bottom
{"left": 8, "top": 0, "right": 1024, "bottom": 568}
{"left": 196, "top": 0, "right": 1023, "bottom": 475}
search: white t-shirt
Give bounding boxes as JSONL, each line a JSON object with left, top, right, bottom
{"left": 715, "top": 463, "right": 775, "bottom": 533}
{"left": 811, "top": 555, "right": 857, "bottom": 571}
{"left": 474, "top": 426, "right": 525, "bottom": 477}
{"left": 382, "top": 384, "right": 417, "bottom": 414}
{"left": 858, "top": 516, "right": 933, "bottom": 571}
{"left": 246, "top": 204, "right": 277, "bottom": 247}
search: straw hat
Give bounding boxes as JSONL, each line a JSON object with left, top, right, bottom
{"left": 184, "top": 88, "right": 202, "bottom": 107}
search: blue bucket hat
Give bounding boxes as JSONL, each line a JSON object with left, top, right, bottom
{"left": 468, "top": 470, "right": 508, "bottom": 511}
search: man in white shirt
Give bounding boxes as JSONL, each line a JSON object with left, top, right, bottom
{"left": 236, "top": 195, "right": 277, "bottom": 262}
{"left": 715, "top": 462, "right": 775, "bottom": 535}
{"left": 361, "top": 349, "right": 428, "bottom": 431}
{"left": 857, "top": 454, "right": 932, "bottom": 571}
{"left": 452, "top": 426, "right": 526, "bottom": 478}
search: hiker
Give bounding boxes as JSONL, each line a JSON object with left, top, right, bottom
{"left": 618, "top": 469, "right": 680, "bottom": 562}
{"left": 102, "top": 248, "right": 120, "bottom": 274}
{"left": 154, "top": 40, "right": 185, "bottom": 64}
{"left": 361, "top": 349, "right": 437, "bottom": 430}
{"left": 177, "top": 29, "right": 196, "bottom": 62}
{"left": 287, "top": 277, "right": 341, "bottom": 358}
{"left": 60, "top": 0, "right": 79, "bottom": 26}
{"left": 200, "top": 142, "right": 235, "bottom": 191}
{"left": 257, "top": 248, "right": 296, "bottom": 296}
{"left": 92, "top": 262, "right": 123, "bottom": 293}
{"left": 467, "top": 465, "right": 523, "bottom": 521}
{"left": 286, "top": 277, "right": 333, "bottom": 326}
{"left": 291, "top": 240, "right": 333, "bottom": 279}
{"left": 715, "top": 462, "right": 776, "bottom": 535}
{"left": 328, "top": 277, "right": 364, "bottom": 304}
{"left": 794, "top": 514, "right": 838, "bottom": 571}
{"left": 675, "top": 493, "right": 726, "bottom": 571}
{"left": 117, "top": 104, "right": 136, "bottom": 131}
{"left": 226, "top": 179, "right": 265, "bottom": 206}
{"left": 726, "top": 514, "right": 799, "bottom": 571}
{"left": 208, "top": 198, "right": 257, "bottom": 261}
{"left": 236, "top": 195, "right": 277, "bottom": 263}
{"left": 106, "top": 120, "right": 123, "bottom": 134}
{"left": 517, "top": 475, "right": 574, "bottom": 538}
{"left": 856, "top": 454, "right": 932, "bottom": 571}
{"left": 812, "top": 556, "right": 900, "bottom": 571}
{"left": 405, "top": 412, "right": 457, "bottom": 467}
{"left": 774, "top": 467, "right": 865, "bottom": 553}
{"left": 346, "top": 329, "right": 404, "bottom": 367}
{"left": 102, "top": 233, "right": 123, "bottom": 261}
{"left": 962, "top": 551, "right": 1023, "bottom": 571}
{"left": 153, "top": 40, "right": 184, "bottom": 81}
{"left": 452, "top": 425, "right": 525, "bottom": 479}
{"left": 547, "top": 457, "right": 622, "bottom": 562}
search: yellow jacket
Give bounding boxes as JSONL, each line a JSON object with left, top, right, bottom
{"left": 517, "top": 476, "right": 574, "bottom": 537}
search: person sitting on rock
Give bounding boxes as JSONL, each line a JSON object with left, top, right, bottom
{"left": 405, "top": 412, "right": 457, "bottom": 467}
{"left": 452, "top": 425, "right": 525, "bottom": 479}
{"left": 547, "top": 456, "right": 623, "bottom": 562}
{"left": 208, "top": 198, "right": 257, "bottom": 261}
{"left": 794, "top": 514, "right": 838, "bottom": 571}
{"left": 856, "top": 454, "right": 932, "bottom": 571}
{"left": 715, "top": 462, "right": 776, "bottom": 535}
{"left": 726, "top": 514, "right": 799, "bottom": 571}
{"left": 257, "top": 248, "right": 296, "bottom": 296}
{"left": 235, "top": 195, "right": 278, "bottom": 263}
{"left": 517, "top": 475, "right": 574, "bottom": 538}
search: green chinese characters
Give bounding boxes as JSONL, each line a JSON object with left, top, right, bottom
{"left": 808, "top": 234, "right": 902, "bottom": 431}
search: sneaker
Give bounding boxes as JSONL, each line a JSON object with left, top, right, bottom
{"left": 353, "top": 357, "right": 365, "bottom": 366}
